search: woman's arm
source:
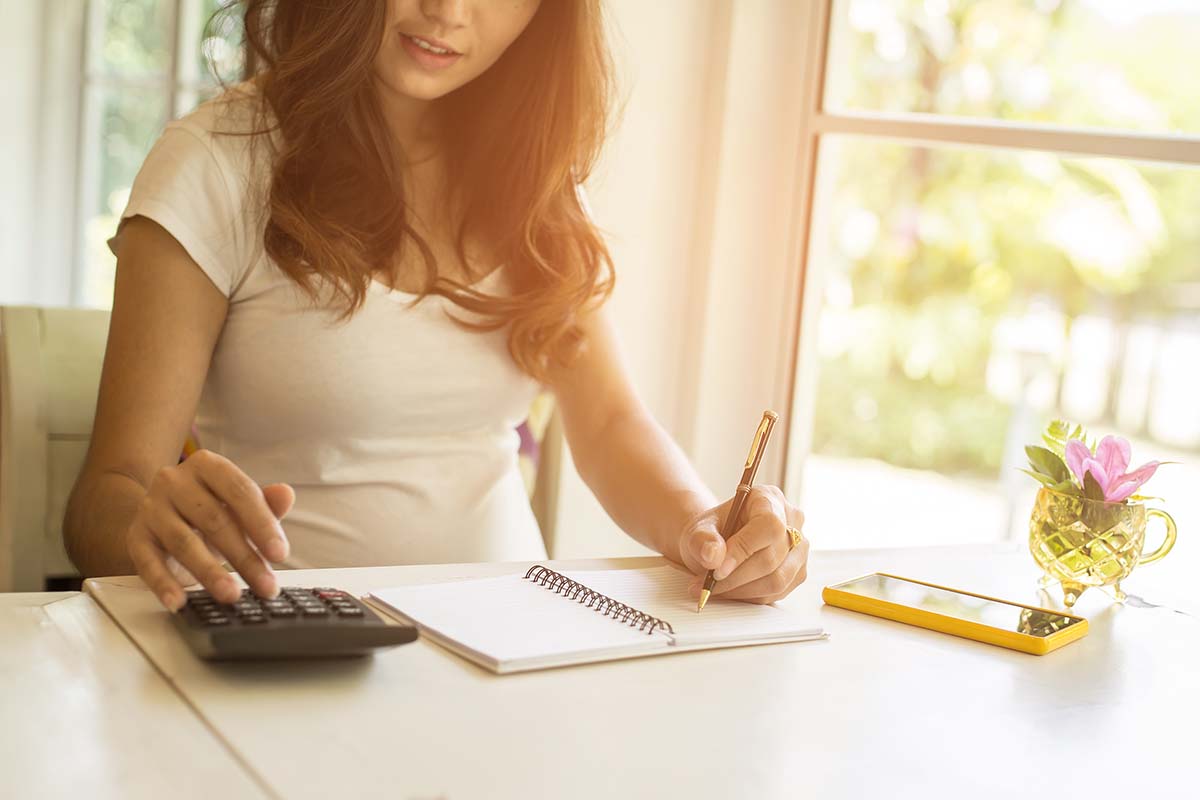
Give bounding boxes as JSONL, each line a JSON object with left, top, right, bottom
{"left": 64, "top": 217, "right": 228, "bottom": 574}
{"left": 548, "top": 306, "right": 809, "bottom": 603}
{"left": 64, "top": 217, "right": 289, "bottom": 610}
{"left": 545, "top": 307, "right": 717, "bottom": 563}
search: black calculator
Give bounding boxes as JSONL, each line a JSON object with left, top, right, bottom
{"left": 172, "top": 586, "right": 418, "bottom": 660}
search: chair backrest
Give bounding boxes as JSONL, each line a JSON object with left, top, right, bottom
{"left": 0, "top": 304, "right": 564, "bottom": 591}
{"left": 523, "top": 393, "right": 562, "bottom": 556}
{"left": 0, "top": 306, "right": 110, "bottom": 591}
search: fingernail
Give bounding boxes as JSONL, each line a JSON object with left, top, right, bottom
{"left": 220, "top": 576, "right": 240, "bottom": 600}
{"left": 700, "top": 541, "right": 719, "bottom": 567}
{"left": 259, "top": 577, "right": 279, "bottom": 600}
{"left": 265, "top": 523, "right": 290, "bottom": 562}
{"left": 265, "top": 538, "right": 288, "bottom": 562}
{"left": 714, "top": 556, "right": 736, "bottom": 581}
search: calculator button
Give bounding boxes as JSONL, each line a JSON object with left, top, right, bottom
{"left": 316, "top": 590, "right": 346, "bottom": 600}
{"left": 202, "top": 615, "right": 230, "bottom": 626}
{"left": 240, "top": 614, "right": 267, "bottom": 624}
{"left": 335, "top": 606, "right": 364, "bottom": 617}
{"left": 300, "top": 606, "right": 329, "bottom": 617}
{"left": 266, "top": 606, "right": 297, "bottom": 618}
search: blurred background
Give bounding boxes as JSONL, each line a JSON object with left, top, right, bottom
{"left": 1, "top": 0, "right": 1196, "bottom": 558}
{"left": 794, "top": 0, "right": 1200, "bottom": 551}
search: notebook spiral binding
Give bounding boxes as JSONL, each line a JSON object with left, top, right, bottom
{"left": 524, "top": 565, "right": 675, "bottom": 636}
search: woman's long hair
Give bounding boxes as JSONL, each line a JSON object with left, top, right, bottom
{"left": 214, "top": 0, "right": 618, "bottom": 383}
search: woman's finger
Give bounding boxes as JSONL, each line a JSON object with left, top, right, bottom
{"left": 712, "top": 542, "right": 796, "bottom": 596}
{"left": 167, "top": 476, "right": 278, "bottom": 598}
{"left": 712, "top": 487, "right": 789, "bottom": 582}
{"left": 715, "top": 537, "right": 810, "bottom": 603}
{"left": 187, "top": 450, "right": 290, "bottom": 562}
{"left": 145, "top": 497, "right": 241, "bottom": 603}
{"left": 127, "top": 522, "right": 186, "bottom": 611}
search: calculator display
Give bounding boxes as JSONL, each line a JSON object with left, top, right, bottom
{"left": 829, "top": 574, "right": 1084, "bottom": 637}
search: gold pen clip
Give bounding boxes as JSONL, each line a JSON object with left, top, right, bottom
{"left": 744, "top": 414, "right": 772, "bottom": 469}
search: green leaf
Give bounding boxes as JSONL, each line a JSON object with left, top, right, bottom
{"left": 1051, "top": 479, "right": 1080, "bottom": 495}
{"left": 1041, "top": 419, "right": 1091, "bottom": 458}
{"left": 1025, "top": 445, "right": 1071, "bottom": 483}
{"left": 1019, "top": 468, "right": 1060, "bottom": 487}
{"left": 1042, "top": 419, "right": 1071, "bottom": 456}
{"left": 1082, "top": 471, "right": 1107, "bottom": 502}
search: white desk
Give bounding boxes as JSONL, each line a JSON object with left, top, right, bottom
{"left": 0, "top": 592, "right": 267, "bottom": 799}
{"left": 83, "top": 543, "right": 1199, "bottom": 800}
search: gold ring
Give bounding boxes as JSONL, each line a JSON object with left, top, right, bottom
{"left": 785, "top": 525, "right": 803, "bottom": 551}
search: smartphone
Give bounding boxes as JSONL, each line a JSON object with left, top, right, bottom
{"left": 822, "top": 573, "right": 1088, "bottom": 655}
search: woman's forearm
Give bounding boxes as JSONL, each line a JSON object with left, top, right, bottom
{"left": 570, "top": 411, "right": 718, "bottom": 563}
{"left": 63, "top": 470, "right": 146, "bottom": 577}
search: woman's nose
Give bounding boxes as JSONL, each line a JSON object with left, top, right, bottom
{"left": 419, "top": 0, "right": 470, "bottom": 28}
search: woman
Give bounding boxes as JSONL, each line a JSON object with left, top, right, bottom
{"left": 63, "top": 0, "right": 809, "bottom": 611}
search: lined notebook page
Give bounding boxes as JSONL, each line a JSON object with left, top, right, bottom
{"left": 370, "top": 566, "right": 825, "bottom": 673}
{"left": 561, "top": 566, "right": 824, "bottom": 646}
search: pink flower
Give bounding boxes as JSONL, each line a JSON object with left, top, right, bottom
{"left": 1065, "top": 436, "right": 1159, "bottom": 503}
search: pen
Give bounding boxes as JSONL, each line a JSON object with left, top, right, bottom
{"left": 697, "top": 409, "right": 778, "bottom": 612}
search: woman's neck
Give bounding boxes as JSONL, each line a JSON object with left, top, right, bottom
{"left": 374, "top": 80, "right": 443, "bottom": 166}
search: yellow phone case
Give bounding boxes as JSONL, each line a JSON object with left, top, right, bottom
{"left": 822, "top": 573, "right": 1089, "bottom": 655}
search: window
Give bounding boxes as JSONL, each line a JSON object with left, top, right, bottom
{"left": 76, "top": 0, "right": 244, "bottom": 307}
{"left": 784, "top": 0, "right": 1200, "bottom": 548}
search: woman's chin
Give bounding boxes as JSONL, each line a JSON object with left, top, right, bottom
{"left": 377, "top": 71, "right": 460, "bottom": 103}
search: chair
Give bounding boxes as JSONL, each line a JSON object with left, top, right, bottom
{"left": 0, "top": 306, "right": 109, "bottom": 591}
{"left": 0, "top": 305, "right": 562, "bottom": 591}
{"left": 520, "top": 392, "right": 563, "bottom": 556}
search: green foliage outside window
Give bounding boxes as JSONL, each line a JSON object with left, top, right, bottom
{"left": 812, "top": 0, "right": 1200, "bottom": 478}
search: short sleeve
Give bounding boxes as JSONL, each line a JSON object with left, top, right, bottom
{"left": 109, "top": 122, "right": 247, "bottom": 298}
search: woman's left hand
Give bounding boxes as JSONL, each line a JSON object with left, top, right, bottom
{"left": 675, "top": 485, "right": 809, "bottom": 604}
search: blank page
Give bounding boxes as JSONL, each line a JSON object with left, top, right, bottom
{"left": 562, "top": 566, "right": 825, "bottom": 646}
{"left": 370, "top": 575, "right": 667, "bottom": 672}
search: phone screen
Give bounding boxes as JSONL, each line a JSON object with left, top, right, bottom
{"left": 829, "top": 574, "right": 1085, "bottom": 637}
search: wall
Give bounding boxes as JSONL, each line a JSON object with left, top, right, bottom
{"left": 0, "top": 0, "right": 82, "bottom": 308}
{"left": 0, "top": 0, "right": 43, "bottom": 303}
{"left": 551, "top": 0, "right": 730, "bottom": 557}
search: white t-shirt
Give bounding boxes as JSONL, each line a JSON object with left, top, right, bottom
{"left": 113, "top": 87, "right": 549, "bottom": 568}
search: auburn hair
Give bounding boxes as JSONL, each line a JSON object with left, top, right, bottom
{"left": 213, "top": 0, "right": 618, "bottom": 383}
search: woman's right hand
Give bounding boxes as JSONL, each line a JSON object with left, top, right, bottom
{"left": 126, "top": 449, "right": 295, "bottom": 611}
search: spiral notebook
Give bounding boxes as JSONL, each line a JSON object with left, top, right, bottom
{"left": 368, "top": 565, "right": 827, "bottom": 673}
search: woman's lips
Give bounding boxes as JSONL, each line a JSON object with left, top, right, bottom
{"left": 399, "top": 33, "right": 463, "bottom": 70}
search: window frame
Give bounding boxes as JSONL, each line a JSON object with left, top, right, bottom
{"left": 779, "top": 0, "right": 1200, "bottom": 507}
{"left": 71, "top": 0, "right": 232, "bottom": 306}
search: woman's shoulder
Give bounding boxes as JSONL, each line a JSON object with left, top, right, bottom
{"left": 176, "top": 79, "right": 263, "bottom": 131}
{"left": 164, "top": 80, "right": 274, "bottom": 168}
